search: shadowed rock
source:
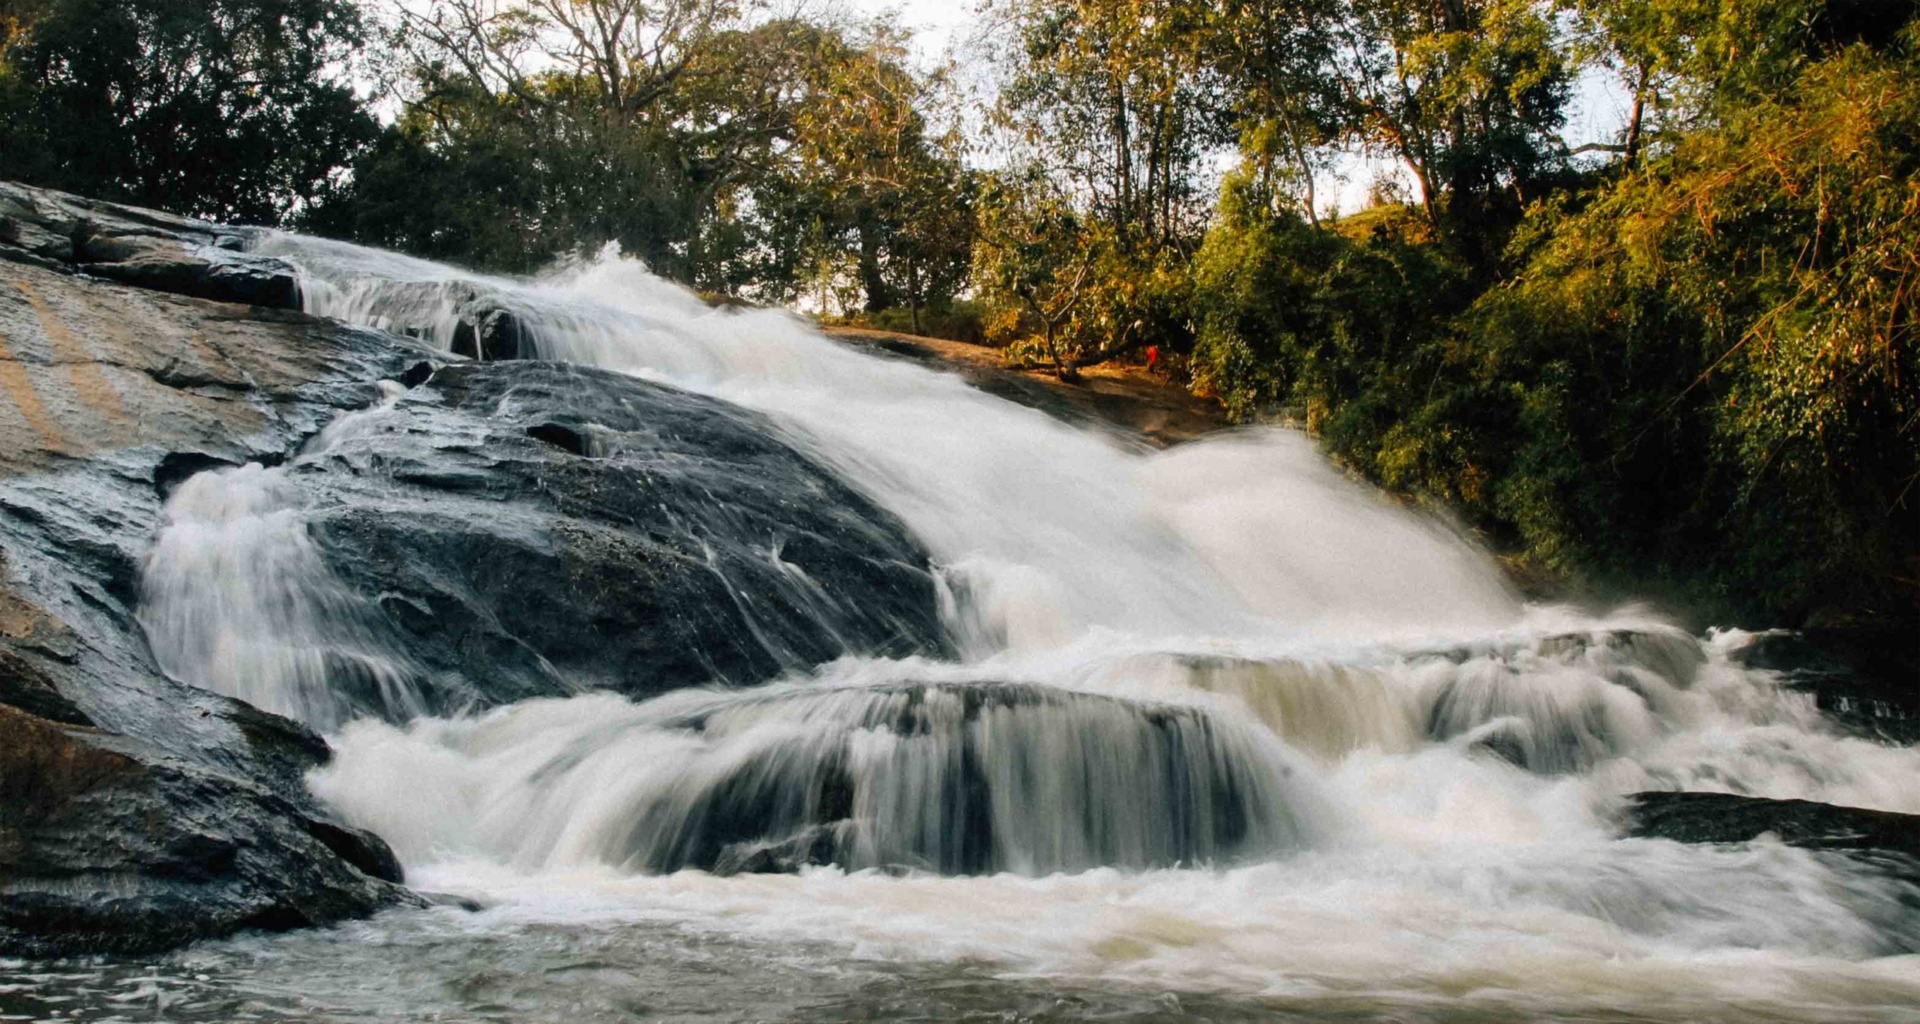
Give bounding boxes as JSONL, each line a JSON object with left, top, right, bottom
{"left": 1731, "top": 630, "right": 1920, "bottom": 744}
{"left": 299, "top": 361, "right": 950, "bottom": 717}
{"left": 0, "top": 181, "right": 950, "bottom": 952}
{"left": 1625, "top": 791, "right": 1920, "bottom": 858}
{"left": 0, "top": 703, "right": 405, "bottom": 955}
{"left": 449, "top": 302, "right": 535, "bottom": 360}
{"left": 1, "top": 181, "right": 301, "bottom": 309}
{"left": 596, "top": 681, "right": 1310, "bottom": 876}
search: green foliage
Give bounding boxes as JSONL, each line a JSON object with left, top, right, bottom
{"left": 992, "top": 0, "right": 1223, "bottom": 247}
{"left": 307, "top": 5, "right": 972, "bottom": 301}
{"left": 1342, "top": 0, "right": 1574, "bottom": 246}
{"left": 1194, "top": 18, "right": 1920, "bottom": 621}
{"left": 1460, "top": 34, "right": 1920, "bottom": 616}
{"left": 0, "top": 0, "right": 377, "bottom": 223}
{"left": 832, "top": 300, "right": 990, "bottom": 345}
{"left": 780, "top": 24, "right": 975, "bottom": 313}
{"left": 1191, "top": 172, "right": 1473, "bottom": 441}
{"left": 3, "top": 0, "right": 1909, "bottom": 623}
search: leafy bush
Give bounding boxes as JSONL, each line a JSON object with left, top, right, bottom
{"left": 849, "top": 302, "right": 991, "bottom": 345}
{"left": 1190, "top": 35, "right": 1920, "bottom": 624}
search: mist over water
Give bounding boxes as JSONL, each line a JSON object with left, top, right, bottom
{"left": 113, "top": 234, "right": 1920, "bottom": 1021}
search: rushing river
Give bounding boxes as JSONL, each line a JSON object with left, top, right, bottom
{"left": 9, "top": 237, "right": 1917, "bottom": 1023}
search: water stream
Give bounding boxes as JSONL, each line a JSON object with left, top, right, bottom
{"left": 30, "top": 236, "right": 1917, "bottom": 1022}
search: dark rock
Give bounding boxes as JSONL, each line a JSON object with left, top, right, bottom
{"left": 73, "top": 232, "right": 301, "bottom": 310}
{"left": 449, "top": 303, "right": 536, "bottom": 361}
{"left": 0, "top": 703, "right": 411, "bottom": 956}
{"left": 0, "top": 185, "right": 434, "bottom": 954}
{"left": 152, "top": 451, "right": 240, "bottom": 501}
{"left": 0, "top": 181, "right": 302, "bottom": 309}
{"left": 1624, "top": 792, "right": 1920, "bottom": 951}
{"left": 1732, "top": 629, "right": 1920, "bottom": 743}
{"left": 399, "top": 360, "right": 438, "bottom": 388}
{"left": 305, "top": 819, "right": 407, "bottom": 884}
{"left": 300, "top": 361, "right": 950, "bottom": 717}
{"left": 0, "top": 181, "right": 952, "bottom": 950}
{"left": 1625, "top": 791, "right": 1920, "bottom": 865}
{"left": 525, "top": 421, "right": 592, "bottom": 456}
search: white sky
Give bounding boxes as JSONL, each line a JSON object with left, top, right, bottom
{"left": 844, "top": 0, "right": 976, "bottom": 55}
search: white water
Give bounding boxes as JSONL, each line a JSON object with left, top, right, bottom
{"left": 137, "top": 382, "right": 427, "bottom": 731}
{"left": 127, "top": 235, "right": 1920, "bottom": 1020}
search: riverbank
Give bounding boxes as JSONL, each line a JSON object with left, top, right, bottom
{"left": 5, "top": 184, "right": 1920, "bottom": 1024}
{"left": 821, "top": 326, "right": 1226, "bottom": 449}
{"left": 826, "top": 325, "right": 1916, "bottom": 688}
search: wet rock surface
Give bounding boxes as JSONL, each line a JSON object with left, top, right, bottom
{"left": 297, "top": 360, "right": 950, "bottom": 717}
{"left": 618, "top": 681, "right": 1300, "bottom": 877}
{"left": 1625, "top": 791, "right": 1920, "bottom": 892}
{"left": 0, "top": 240, "right": 421, "bottom": 951}
{"left": 1, "top": 181, "right": 300, "bottom": 309}
{"left": 1414, "top": 628, "right": 1703, "bottom": 774}
{"left": 0, "top": 181, "right": 950, "bottom": 953}
{"left": 1731, "top": 629, "right": 1920, "bottom": 744}
{"left": 0, "top": 702, "right": 405, "bottom": 955}
{"left": 0, "top": 181, "right": 440, "bottom": 954}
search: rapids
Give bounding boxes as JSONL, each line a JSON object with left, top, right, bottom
{"left": 105, "top": 234, "right": 1920, "bottom": 1021}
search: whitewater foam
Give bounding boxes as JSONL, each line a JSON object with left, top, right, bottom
{"left": 118, "top": 234, "right": 1920, "bottom": 1019}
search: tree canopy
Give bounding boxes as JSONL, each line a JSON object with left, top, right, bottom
{"left": 0, "top": 0, "right": 376, "bottom": 223}
{"left": 1, "top": 0, "right": 1913, "bottom": 625}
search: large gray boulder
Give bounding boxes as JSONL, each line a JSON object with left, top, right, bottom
{"left": 0, "top": 203, "right": 422, "bottom": 953}
{"left": 293, "top": 360, "right": 948, "bottom": 720}
{"left": 0, "top": 181, "right": 948, "bottom": 953}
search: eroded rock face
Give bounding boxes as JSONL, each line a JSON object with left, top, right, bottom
{"left": 0, "top": 186, "right": 432, "bottom": 954}
{"left": 0, "top": 179, "right": 435, "bottom": 945}
{"left": 0, "top": 181, "right": 300, "bottom": 309}
{"left": 0, "top": 259, "right": 423, "bottom": 951}
{"left": 297, "top": 361, "right": 949, "bottom": 717}
{"left": 0, "top": 180, "right": 951, "bottom": 953}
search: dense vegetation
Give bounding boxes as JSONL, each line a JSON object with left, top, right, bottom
{"left": 2, "top": 0, "right": 1913, "bottom": 625}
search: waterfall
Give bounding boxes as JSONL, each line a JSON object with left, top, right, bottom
{"left": 251, "top": 233, "right": 1523, "bottom": 651}
{"left": 119, "top": 232, "right": 1920, "bottom": 1015}
{"left": 137, "top": 384, "right": 432, "bottom": 731}
{"left": 311, "top": 681, "right": 1321, "bottom": 877}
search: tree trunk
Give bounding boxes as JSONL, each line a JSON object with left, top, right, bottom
{"left": 1113, "top": 79, "right": 1132, "bottom": 241}
{"left": 1042, "top": 319, "right": 1071, "bottom": 379}
{"left": 907, "top": 255, "right": 921, "bottom": 334}
{"left": 1285, "top": 119, "right": 1319, "bottom": 228}
{"left": 1624, "top": 62, "right": 1649, "bottom": 167}
{"left": 857, "top": 217, "right": 892, "bottom": 313}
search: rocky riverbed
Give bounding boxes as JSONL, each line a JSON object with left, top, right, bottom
{"left": 2, "top": 181, "right": 1917, "bottom": 993}
{"left": 0, "top": 182, "right": 948, "bottom": 953}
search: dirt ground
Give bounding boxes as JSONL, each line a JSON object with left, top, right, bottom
{"left": 822, "top": 326, "right": 1229, "bottom": 448}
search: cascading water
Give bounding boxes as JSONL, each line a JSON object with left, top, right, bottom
{"left": 137, "top": 382, "right": 432, "bottom": 731}
{"left": 113, "top": 232, "right": 1920, "bottom": 1022}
